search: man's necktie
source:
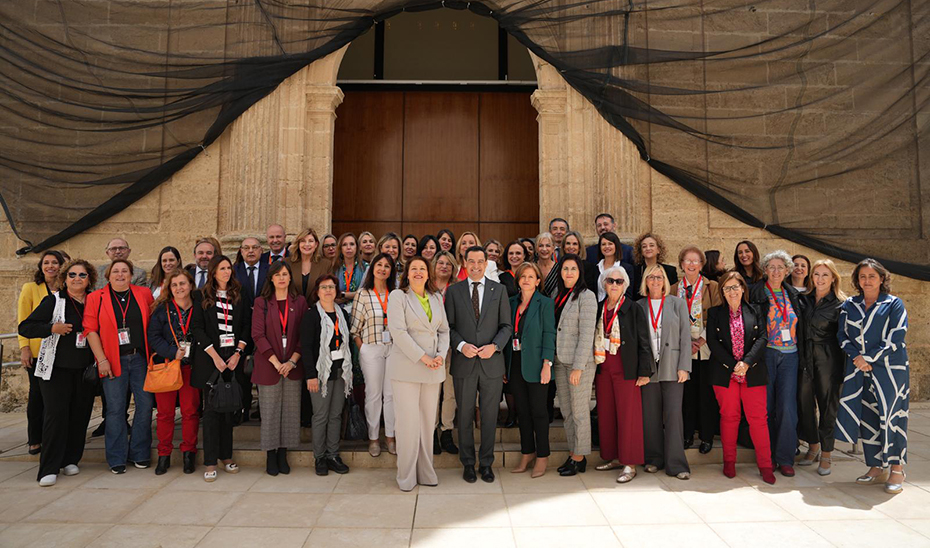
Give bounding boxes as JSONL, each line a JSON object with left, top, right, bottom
{"left": 198, "top": 270, "right": 206, "bottom": 289}
{"left": 472, "top": 282, "right": 481, "bottom": 320}
{"left": 248, "top": 266, "right": 256, "bottom": 294}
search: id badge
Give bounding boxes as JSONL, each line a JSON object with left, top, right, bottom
{"left": 180, "top": 342, "right": 191, "bottom": 358}
{"left": 780, "top": 329, "right": 791, "bottom": 341}
{"left": 331, "top": 349, "right": 342, "bottom": 360}
{"left": 117, "top": 328, "right": 131, "bottom": 346}
{"left": 75, "top": 332, "right": 87, "bottom": 348}
{"left": 281, "top": 336, "right": 288, "bottom": 350}
{"left": 512, "top": 338, "right": 521, "bottom": 351}
{"left": 382, "top": 330, "right": 392, "bottom": 344}
{"left": 219, "top": 334, "right": 235, "bottom": 348}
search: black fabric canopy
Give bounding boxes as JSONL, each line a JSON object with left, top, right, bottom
{"left": 2, "top": 0, "right": 927, "bottom": 279}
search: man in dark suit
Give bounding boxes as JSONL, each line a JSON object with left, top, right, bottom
{"left": 445, "top": 246, "right": 513, "bottom": 484}
{"left": 259, "top": 223, "right": 289, "bottom": 264}
{"left": 188, "top": 238, "right": 217, "bottom": 289}
{"left": 234, "top": 237, "right": 268, "bottom": 307}
{"left": 585, "top": 213, "right": 634, "bottom": 266}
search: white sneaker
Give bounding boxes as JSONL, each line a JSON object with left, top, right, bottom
{"left": 39, "top": 474, "right": 57, "bottom": 487}
{"left": 62, "top": 464, "right": 80, "bottom": 476}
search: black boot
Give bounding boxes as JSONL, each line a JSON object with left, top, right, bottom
{"left": 183, "top": 451, "right": 196, "bottom": 474}
{"left": 266, "top": 449, "right": 279, "bottom": 476}
{"left": 433, "top": 430, "right": 442, "bottom": 455}
{"left": 277, "top": 448, "right": 290, "bottom": 475}
{"left": 557, "top": 456, "right": 573, "bottom": 474}
{"left": 155, "top": 455, "right": 170, "bottom": 475}
{"left": 440, "top": 430, "right": 459, "bottom": 455}
{"left": 559, "top": 457, "right": 587, "bottom": 477}
{"left": 315, "top": 458, "right": 329, "bottom": 476}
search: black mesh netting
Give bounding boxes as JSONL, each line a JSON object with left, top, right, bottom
{"left": 1, "top": 0, "right": 928, "bottom": 278}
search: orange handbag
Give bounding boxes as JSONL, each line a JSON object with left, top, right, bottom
{"left": 143, "top": 308, "right": 184, "bottom": 393}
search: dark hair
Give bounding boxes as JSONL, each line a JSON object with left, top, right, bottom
{"left": 464, "top": 245, "right": 487, "bottom": 261}
{"left": 548, "top": 217, "right": 569, "bottom": 230}
{"left": 399, "top": 256, "right": 437, "bottom": 293}
{"left": 403, "top": 234, "right": 418, "bottom": 246}
{"left": 311, "top": 274, "right": 340, "bottom": 304}
{"left": 733, "top": 240, "right": 764, "bottom": 283}
{"left": 259, "top": 260, "right": 299, "bottom": 300}
{"left": 555, "top": 254, "right": 587, "bottom": 301}
{"left": 503, "top": 240, "right": 527, "bottom": 271}
{"left": 361, "top": 253, "right": 397, "bottom": 292}
{"left": 717, "top": 271, "right": 749, "bottom": 303}
{"left": 791, "top": 254, "right": 813, "bottom": 293}
{"left": 519, "top": 238, "right": 536, "bottom": 261}
{"left": 417, "top": 235, "right": 440, "bottom": 256}
{"left": 436, "top": 229, "right": 456, "bottom": 253}
{"left": 702, "top": 250, "right": 724, "bottom": 280}
{"left": 201, "top": 255, "right": 241, "bottom": 309}
{"left": 57, "top": 258, "right": 97, "bottom": 294}
{"left": 150, "top": 246, "right": 182, "bottom": 291}
{"left": 851, "top": 258, "right": 892, "bottom": 295}
{"left": 597, "top": 232, "right": 623, "bottom": 262}
{"left": 34, "top": 250, "right": 67, "bottom": 285}
{"left": 104, "top": 258, "right": 135, "bottom": 280}
{"left": 151, "top": 268, "right": 194, "bottom": 312}
{"left": 595, "top": 213, "right": 614, "bottom": 224}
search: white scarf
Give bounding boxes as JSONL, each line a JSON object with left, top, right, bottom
{"left": 35, "top": 292, "right": 66, "bottom": 381}
{"left": 314, "top": 302, "right": 353, "bottom": 398}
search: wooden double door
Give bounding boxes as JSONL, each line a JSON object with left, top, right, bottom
{"left": 333, "top": 91, "right": 539, "bottom": 246}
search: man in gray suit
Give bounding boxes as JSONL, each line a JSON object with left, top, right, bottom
{"left": 445, "top": 246, "right": 513, "bottom": 483}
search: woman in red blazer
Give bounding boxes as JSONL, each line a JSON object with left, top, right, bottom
{"left": 251, "top": 261, "right": 307, "bottom": 476}
{"left": 84, "top": 259, "right": 155, "bottom": 474}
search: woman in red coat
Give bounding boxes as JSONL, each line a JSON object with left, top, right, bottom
{"left": 251, "top": 261, "right": 307, "bottom": 476}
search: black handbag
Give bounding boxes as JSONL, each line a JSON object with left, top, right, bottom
{"left": 343, "top": 395, "right": 368, "bottom": 441}
{"left": 83, "top": 363, "right": 99, "bottom": 384}
{"left": 205, "top": 369, "right": 242, "bottom": 413}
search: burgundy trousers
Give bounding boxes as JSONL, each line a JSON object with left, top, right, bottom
{"left": 155, "top": 365, "right": 200, "bottom": 456}
{"left": 713, "top": 378, "right": 772, "bottom": 470}
{"left": 595, "top": 353, "right": 644, "bottom": 465}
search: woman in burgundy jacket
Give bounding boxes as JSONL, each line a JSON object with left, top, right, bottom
{"left": 251, "top": 261, "right": 307, "bottom": 476}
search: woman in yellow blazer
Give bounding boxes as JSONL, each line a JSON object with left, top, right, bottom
{"left": 387, "top": 256, "right": 450, "bottom": 491}
{"left": 17, "top": 250, "right": 67, "bottom": 455}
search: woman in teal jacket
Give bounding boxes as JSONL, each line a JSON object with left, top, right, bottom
{"left": 505, "top": 262, "right": 556, "bottom": 478}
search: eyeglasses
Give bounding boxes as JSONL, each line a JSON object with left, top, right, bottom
{"left": 68, "top": 272, "right": 88, "bottom": 279}
{"left": 766, "top": 265, "right": 787, "bottom": 273}
{"left": 107, "top": 246, "right": 128, "bottom": 253}
{"left": 322, "top": 243, "right": 337, "bottom": 249}
{"left": 605, "top": 278, "right": 625, "bottom": 285}
{"left": 319, "top": 285, "right": 337, "bottom": 290}
{"left": 682, "top": 260, "right": 701, "bottom": 266}
{"left": 646, "top": 275, "right": 665, "bottom": 281}
{"left": 240, "top": 245, "right": 262, "bottom": 251}
{"left": 722, "top": 285, "right": 742, "bottom": 293}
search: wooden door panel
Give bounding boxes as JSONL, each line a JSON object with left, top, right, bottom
{"left": 479, "top": 222, "right": 540, "bottom": 246}
{"left": 331, "top": 222, "right": 401, "bottom": 242}
{"left": 403, "top": 92, "right": 479, "bottom": 222}
{"left": 479, "top": 93, "right": 539, "bottom": 224}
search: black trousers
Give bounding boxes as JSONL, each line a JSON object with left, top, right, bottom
{"left": 36, "top": 367, "right": 95, "bottom": 479}
{"left": 642, "top": 381, "right": 690, "bottom": 475}
{"left": 202, "top": 371, "right": 235, "bottom": 466}
{"left": 682, "top": 358, "right": 719, "bottom": 443}
{"left": 27, "top": 360, "right": 44, "bottom": 445}
{"left": 235, "top": 358, "right": 253, "bottom": 416}
{"left": 797, "top": 343, "right": 844, "bottom": 452}
{"left": 509, "top": 353, "right": 550, "bottom": 457}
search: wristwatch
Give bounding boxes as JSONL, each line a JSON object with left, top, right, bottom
{"left": 235, "top": 347, "right": 245, "bottom": 356}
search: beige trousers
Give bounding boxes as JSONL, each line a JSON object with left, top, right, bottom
{"left": 392, "top": 380, "right": 441, "bottom": 492}
{"left": 435, "top": 351, "right": 456, "bottom": 432}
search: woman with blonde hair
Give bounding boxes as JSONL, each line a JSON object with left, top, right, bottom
{"left": 797, "top": 259, "right": 847, "bottom": 475}
{"left": 333, "top": 233, "right": 367, "bottom": 311}
{"left": 358, "top": 231, "right": 377, "bottom": 264}
{"left": 535, "top": 232, "right": 560, "bottom": 297}
{"left": 455, "top": 231, "right": 481, "bottom": 281}
{"left": 288, "top": 228, "right": 329, "bottom": 298}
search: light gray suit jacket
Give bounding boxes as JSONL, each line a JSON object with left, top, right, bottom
{"left": 554, "top": 289, "right": 598, "bottom": 370}
{"left": 636, "top": 295, "right": 692, "bottom": 383}
{"left": 386, "top": 289, "right": 450, "bottom": 384}
{"left": 445, "top": 278, "right": 513, "bottom": 379}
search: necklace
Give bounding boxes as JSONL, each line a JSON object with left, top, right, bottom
{"left": 113, "top": 288, "right": 131, "bottom": 302}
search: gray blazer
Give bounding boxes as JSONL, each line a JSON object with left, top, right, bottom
{"left": 554, "top": 289, "right": 598, "bottom": 370}
{"left": 637, "top": 295, "right": 692, "bottom": 383}
{"left": 445, "top": 278, "right": 513, "bottom": 379}
{"left": 386, "top": 289, "right": 450, "bottom": 384}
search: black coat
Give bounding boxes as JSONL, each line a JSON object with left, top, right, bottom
{"left": 595, "top": 297, "right": 653, "bottom": 379}
{"left": 748, "top": 279, "right": 807, "bottom": 365}
{"left": 799, "top": 291, "right": 844, "bottom": 378}
{"left": 189, "top": 292, "right": 251, "bottom": 389}
{"left": 147, "top": 296, "right": 198, "bottom": 366}
{"left": 706, "top": 303, "right": 768, "bottom": 388}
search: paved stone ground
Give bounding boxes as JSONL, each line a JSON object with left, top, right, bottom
{"left": 1, "top": 409, "right": 930, "bottom": 547}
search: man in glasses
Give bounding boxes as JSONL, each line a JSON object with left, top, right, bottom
{"left": 95, "top": 238, "right": 147, "bottom": 289}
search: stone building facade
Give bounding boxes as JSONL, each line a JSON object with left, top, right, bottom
{"left": 1, "top": 41, "right": 927, "bottom": 406}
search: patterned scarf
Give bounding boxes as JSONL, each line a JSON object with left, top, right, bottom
{"left": 35, "top": 292, "right": 66, "bottom": 381}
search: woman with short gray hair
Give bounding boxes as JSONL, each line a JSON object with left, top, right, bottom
{"left": 749, "top": 249, "right": 806, "bottom": 478}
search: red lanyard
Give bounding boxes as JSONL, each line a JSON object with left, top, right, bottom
{"left": 604, "top": 297, "right": 624, "bottom": 332}
{"left": 373, "top": 287, "right": 389, "bottom": 327}
{"left": 766, "top": 282, "right": 789, "bottom": 322}
{"left": 278, "top": 300, "right": 288, "bottom": 334}
{"left": 506, "top": 269, "right": 514, "bottom": 278}
{"left": 648, "top": 295, "right": 665, "bottom": 331}
{"left": 111, "top": 287, "right": 132, "bottom": 328}
{"left": 66, "top": 293, "right": 83, "bottom": 317}
{"left": 514, "top": 302, "right": 529, "bottom": 336}
{"left": 171, "top": 300, "right": 192, "bottom": 337}
{"left": 555, "top": 290, "right": 571, "bottom": 311}
{"left": 683, "top": 276, "right": 702, "bottom": 312}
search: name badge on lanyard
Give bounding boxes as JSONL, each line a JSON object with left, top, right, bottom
{"left": 219, "top": 334, "right": 235, "bottom": 348}
{"left": 179, "top": 341, "right": 191, "bottom": 358}
{"left": 75, "top": 332, "right": 87, "bottom": 348}
{"left": 331, "top": 349, "right": 342, "bottom": 360}
{"left": 382, "top": 330, "right": 392, "bottom": 344}
{"left": 781, "top": 329, "right": 791, "bottom": 342}
{"left": 281, "top": 336, "right": 288, "bottom": 350}
{"left": 512, "top": 338, "right": 521, "bottom": 351}
{"left": 118, "top": 328, "right": 131, "bottom": 346}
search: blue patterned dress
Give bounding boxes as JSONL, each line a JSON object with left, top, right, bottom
{"left": 835, "top": 293, "right": 909, "bottom": 467}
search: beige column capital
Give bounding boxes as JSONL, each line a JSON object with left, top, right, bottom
{"left": 530, "top": 89, "right": 568, "bottom": 116}
{"left": 306, "top": 85, "right": 345, "bottom": 115}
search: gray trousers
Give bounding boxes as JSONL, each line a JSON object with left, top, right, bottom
{"left": 642, "top": 381, "right": 690, "bottom": 475}
{"left": 258, "top": 377, "right": 302, "bottom": 451}
{"left": 310, "top": 377, "right": 346, "bottom": 459}
{"left": 553, "top": 360, "right": 596, "bottom": 456}
{"left": 453, "top": 369, "right": 503, "bottom": 468}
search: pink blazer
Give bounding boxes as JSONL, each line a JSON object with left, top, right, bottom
{"left": 250, "top": 294, "right": 307, "bottom": 385}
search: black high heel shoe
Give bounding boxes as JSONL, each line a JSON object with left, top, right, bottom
{"left": 560, "top": 457, "right": 587, "bottom": 476}
{"left": 154, "top": 455, "right": 170, "bottom": 475}
{"left": 556, "top": 456, "right": 573, "bottom": 474}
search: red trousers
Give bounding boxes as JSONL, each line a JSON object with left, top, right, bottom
{"left": 595, "top": 354, "right": 644, "bottom": 465}
{"left": 713, "top": 379, "right": 772, "bottom": 469}
{"left": 155, "top": 365, "right": 200, "bottom": 456}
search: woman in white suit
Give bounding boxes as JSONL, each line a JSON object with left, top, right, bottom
{"left": 387, "top": 256, "right": 450, "bottom": 491}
